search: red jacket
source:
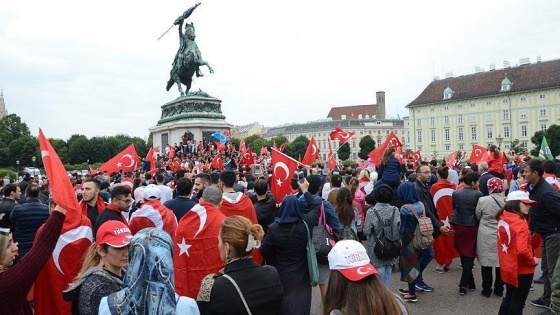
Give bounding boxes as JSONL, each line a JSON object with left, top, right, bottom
{"left": 498, "top": 211, "right": 535, "bottom": 277}
{"left": 487, "top": 153, "right": 504, "bottom": 175}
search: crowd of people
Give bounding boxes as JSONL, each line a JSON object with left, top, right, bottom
{"left": 0, "top": 139, "right": 560, "bottom": 315}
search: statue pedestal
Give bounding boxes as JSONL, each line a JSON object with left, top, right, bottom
{"left": 149, "top": 90, "right": 233, "bottom": 150}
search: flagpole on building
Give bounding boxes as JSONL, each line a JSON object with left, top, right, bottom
{"left": 270, "top": 147, "right": 310, "bottom": 168}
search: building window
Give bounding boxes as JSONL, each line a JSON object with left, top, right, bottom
{"left": 458, "top": 114, "right": 463, "bottom": 124}
{"left": 471, "top": 126, "right": 477, "bottom": 140}
{"left": 352, "top": 140, "right": 356, "bottom": 148}
{"left": 445, "top": 145, "right": 450, "bottom": 151}
{"left": 471, "top": 103, "right": 476, "bottom": 107}
{"left": 459, "top": 144, "right": 464, "bottom": 150}
{"left": 522, "top": 141, "right": 528, "bottom": 148}
{"left": 458, "top": 128, "right": 464, "bottom": 141}
{"left": 430, "top": 117, "right": 435, "bottom": 127}
{"left": 521, "top": 125, "right": 527, "bottom": 137}
{"left": 486, "top": 112, "right": 492, "bottom": 122}
{"left": 444, "top": 116, "right": 449, "bottom": 125}
{"left": 486, "top": 101, "right": 492, "bottom": 106}
{"left": 458, "top": 104, "right": 463, "bottom": 109}
{"left": 502, "top": 99, "right": 508, "bottom": 103}
{"left": 470, "top": 114, "right": 477, "bottom": 123}
{"left": 487, "top": 127, "right": 493, "bottom": 139}
{"left": 386, "top": 130, "right": 389, "bottom": 135}
{"left": 431, "top": 130, "right": 436, "bottom": 142}
{"left": 520, "top": 96, "right": 526, "bottom": 101}
{"left": 416, "top": 119, "right": 421, "bottom": 127}
{"left": 417, "top": 130, "right": 422, "bottom": 143}
{"left": 540, "top": 94, "right": 546, "bottom": 99}
{"left": 353, "top": 153, "right": 357, "bottom": 160}
{"left": 444, "top": 106, "right": 449, "bottom": 110}
{"left": 540, "top": 106, "right": 547, "bottom": 116}
{"left": 504, "top": 126, "right": 510, "bottom": 138}
{"left": 502, "top": 109, "right": 509, "bottom": 120}
{"left": 378, "top": 137, "right": 382, "bottom": 144}
{"left": 541, "top": 124, "right": 547, "bottom": 132}
{"left": 445, "top": 129, "right": 450, "bottom": 141}
{"left": 431, "top": 107, "right": 435, "bottom": 112}
{"left": 520, "top": 108, "right": 527, "bottom": 119}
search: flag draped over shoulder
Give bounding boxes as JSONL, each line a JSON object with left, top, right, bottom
{"left": 302, "top": 137, "right": 319, "bottom": 166}
{"left": 98, "top": 144, "right": 140, "bottom": 174}
{"left": 367, "top": 131, "right": 402, "bottom": 166}
{"left": 539, "top": 136, "right": 553, "bottom": 160}
{"left": 270, "top": 149, "right": 298, "bottom": 203}
{"left": 329, "top": 127, "right": 355, "bottom": 145}
{"left": 497, "top": 217, "right": 518, "bottom": 287}
{"left": 174, "top": 202, "right": 226, "bottom": 298}
{"left": 34, "top": 129, "right": 93, "bottom": 315}
{"left": 430, "top": 180, "right": 459, "bottom": 266}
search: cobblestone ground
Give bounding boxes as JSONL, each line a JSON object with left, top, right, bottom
{"left": 311, "top": 259, "right": 547, "bottom": 315}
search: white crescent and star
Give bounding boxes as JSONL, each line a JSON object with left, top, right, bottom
{"left": 177, "top": 238, "right": 192, "bottom": 257}
{"left": 119, "top": 154, "right": 135, "bottom": 168}
{"left": 274, "top": 162, "right": 290, "bottom": 187}
{"left": 356, "top": 266, "right": 373, "bottom": 275}
{"left": 339, "top": 131, "right": 350, "bottom": 139}
{"left": 52, "top": 226, "right": 93, "bottom": 274}
{"left": 474, "top": 148, "right": 482, "bottom": 156}
{"left": 311, "top": 144, "right": 317, "bottom": 155}
{"left": 190, "top": 204, "right": 208, "bottom": 238}
{"left": 498, "top": 220, "right": 511, "bottom": 254}
{"left": 441, "top": 216, "right": 451, "bottom": 228}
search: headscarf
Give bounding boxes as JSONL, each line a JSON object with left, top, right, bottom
{"left": 397, "top": 181, "right": 420, "bottom": 204}
{"left": 447, "top": 169, "right": 459, "bottom": 185}
{"left": 487, "top": 177, "right": 504, "bottom": 194}
{"left": 105, "top": 228, "right": 177, "bottom": 315}
{"left": 275, "top": 195, "right": 303, "bottom": 224}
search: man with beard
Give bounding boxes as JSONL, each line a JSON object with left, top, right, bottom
{"left": 93, "top": 185, "right": 132, "bottom": 237}
{"left": 192, "top": 173, "right": 211, "bottom": 203}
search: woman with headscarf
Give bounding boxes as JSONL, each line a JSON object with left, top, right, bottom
{"left": 396, "top": 181, "right": 425, "bottom": 303}
{"left": 98, "top": 228, "right": 199, "bottom": 315}
{"left": 475, "top": 177, "right": 506, "bottom": 297}
{"left": 260, "top": 180, "right": 320, "bottom": 315}
{"left": 197, "top": 216, "right": 282, "bottom": 314}
{"left": 430, "top": 166, "right": 459, "bottom": 273}
{"left": 451, "top": 171, "right": 483, "bottom": 295}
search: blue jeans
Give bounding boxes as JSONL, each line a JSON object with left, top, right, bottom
{"left": 377, "top": 265, "right": 392, "bottom": 289}
{"left": 417, "top": 246, "right": 434, "bottom": 283}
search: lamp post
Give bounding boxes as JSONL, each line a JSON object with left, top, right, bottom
{"left": 16, "top": 160, "right": 19, "bottom": 175}
{"left": 496, "top": 134, "right": 504, "bottom": 150}
{"left": 32, "top": 156, "right": 36, "bottom": 169}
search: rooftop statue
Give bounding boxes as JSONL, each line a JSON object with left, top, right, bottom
{"left": 164, "top": 3, "right": 213, "bottom": 97}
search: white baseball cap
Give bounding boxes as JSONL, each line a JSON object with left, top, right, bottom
{"left": 328, "top": 240, "right": 379, "bottom": 281}
{"left": 506, "top": 190, "right": 536, "bottom": 204}
{"left": 143, "top": 184, "right": 161, "bottom": 200}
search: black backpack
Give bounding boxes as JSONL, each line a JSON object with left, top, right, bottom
{"left": 371, "top": 207, "right": 401, "bottom": 260}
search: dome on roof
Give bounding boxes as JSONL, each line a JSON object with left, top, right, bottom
{"left": 501, "top": 77, "right": 512, "bottom": 86}
{"left": 443, "top": 86, "right": 453, "bottom": 94}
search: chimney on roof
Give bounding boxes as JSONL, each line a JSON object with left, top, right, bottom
{"left": 520, "top": 57, "right": 530, "bottom": 65}
{"left": 445, "top": 72, "right": 453, "bottom": 79}
{"left": 537, "top": 56, "right": 542, "bottom": 63}
{"left": 475, "top": 66, "right": 484, "bottom": 73}
{"left": 433, "top": 76, "right": 440, "bottom": 81}
{"left": 376, "top": 91, "right": 385, "bottom": 120}
{"left": 489, "top": 63, "right": 496, "bottom": 71}
{"left": 504, "top": 60, "right": 510, "bottom": 68}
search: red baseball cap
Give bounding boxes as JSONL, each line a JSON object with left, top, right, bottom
{"left": 96, "top": 221, "right": 132, "bottom": 248}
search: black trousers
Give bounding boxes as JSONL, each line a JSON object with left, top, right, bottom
{"left": 481, "top": 266, "right": 504, "bottom": 294}
{"left": 460, "top": 256, "right": 475, "bottom": 288}
{"left": 498, "top": 273, "right": 533, "bottom": 315}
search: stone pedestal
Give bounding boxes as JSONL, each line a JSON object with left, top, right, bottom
{"left": 149, "top": 90, "right": 233, "bottom": 150}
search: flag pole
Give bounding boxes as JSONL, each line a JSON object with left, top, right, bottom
{"left": 270, "top": 147, "right": 310, "bottom": 168}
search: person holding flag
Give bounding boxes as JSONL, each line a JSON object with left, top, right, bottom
{"left": 496, "top": 191, "right": 538, "bottom": 314}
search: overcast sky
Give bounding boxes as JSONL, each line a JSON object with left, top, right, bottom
{"left": 2, "top": 0, "right": 560, "bottom": 140}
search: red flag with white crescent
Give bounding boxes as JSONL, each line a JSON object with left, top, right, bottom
{"left": 215, "top": 141, "right": 225, "bottom": 151}
{"left": 469, "top": 145, "right": 488, "bottom": 164}
{"left": 239, "top": 138, "right": 247, "bottom": 154}
{"left": 302, "top": 137, "right": 319, "bottom": 165}
{"left": 174, "top": 203, "right": 226, "bottom": 298}
{"left": 167, "top": 144, "right": 176, "bottom": 159}
{"left": 329, "top": 127, "right": 355, "bottom": 146}
{"left": 497, "top": 215, "right": 519, "bottom": 287}
{"left": 98, "top": 144, "right": 140, "bottom": 174}
{"left": 260, "top": 145, "right": 269, "bottom": 156}
{"left": 367, "top": 131, "right": 403, "bottom": 166}
{"left": 446, "top": 151, "right": 458, "bottom": 168}
{"left": 414, "top": 150, "right": 422, "bottom": 162}
{"left": 396, "top": 146, "right": 404, "bottom": 164}
{"left": 271, "top": 149, "right": 298, "bottom": 203}
{"left": 34, "top": 129, "right": 92, "bottom": 315}
{"left": 242, "top": 149, "right": 254, "bottom": 166}
{"left": 430, "top": 180, "right": 459, "bottom": 266}
{"left": 211, "top": 154, "right": 224, "bottom": 171}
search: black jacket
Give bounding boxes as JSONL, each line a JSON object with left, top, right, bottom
{"left": 450, "top": 187, "right": 483, "bottom": 227}
{"left": 9, "top": 198, "right": 49, "bottom": 258}
{"left": 197, "top": 259, "right": 283, "bottom": 315}
{"left": 414, "top": 180, "right": 442, "bottom": 238}
{"left": 0, "top": 198, "right": 17, "bottom": 229}
{"left": 251, "top": 192, "right": 278, "bottom": 234}
{"left": 479, "top": 172, "right": 494, "bottom": 196}
{"left": 528, "top": 178, "right": 560, "bottom": 236}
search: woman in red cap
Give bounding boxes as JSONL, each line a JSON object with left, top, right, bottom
{"left": 63, "top": 220, "right": 132, "bottom": 315}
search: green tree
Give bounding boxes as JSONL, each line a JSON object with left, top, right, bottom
{"left": 338, "top": 142, "right": 351, "bottom": 161}
{"left": 130, "top": 137, "right": 148, "bottom": 159}
{"left": 287, "top": 135, "right": 309, "bottom": 160}
{"left": 269, "top": 134, "right": 289, "bottom": 148}
{"left": 530, "top": 124, "right": 560, "bottom": 158}
{"left": 49, "top": 138, "right": 69, "bottom": 164}
{"left": 509, "top": 139, "right": 526, "bottom": 155}
{"left": 230, "top": 138, "right": 240, "bottom": 151}
{"left": 245, "top": 135, "right": 266, "bottom": 153}
{"left": 8, "top": 135, "right": 38, "bottom": 168}
{"left": 0, "top": 114, "right": 31, "bottom": 145}
{"left": 67, "top": 135, "right": 90, "bottom": 164}
{"left": 147, "top": 133, "right": 153, "bottom": 149}
{"left": 358, "top": 135, "right": 376, "bottom": 160}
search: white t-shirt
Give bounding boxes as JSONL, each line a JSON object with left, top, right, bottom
{"left": 98, "top": 294, "right": 200, "bottom": 315}
{"left": 158, "top": 185, "right": 174, "bottom": 203}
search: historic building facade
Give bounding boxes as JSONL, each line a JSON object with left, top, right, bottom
{"left": 405, "top": 58, "right": 560, "bottom": 159}
{"left": 0, "top": 90, "right": 8, "bottom": 118}
{"left": 230, "top": 122, "right": 264, "bottom": 139}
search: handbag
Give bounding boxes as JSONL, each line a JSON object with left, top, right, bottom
{"left": 223, "top": 274, "right": 253, "bottom": 315}
{"left": 312, "top": 201, "right": 336, "bottom": 263}
{"left": 303, "top": 220, "right": 319, "bottom": 287}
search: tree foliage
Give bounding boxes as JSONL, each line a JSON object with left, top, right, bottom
{"left": 530, "top": 124, "right": 560, "bottom": 158}
{"left": 358, "top": 135, "right": 375, "bottom": 160}
{"left": 287, "top": 135, "right": 309, "bottom": 160}
{"left": 338, "top": 142, "right": 351, "bottom": 161}
{"left": 509, "top": 139, "right": 526, "bottom": 155}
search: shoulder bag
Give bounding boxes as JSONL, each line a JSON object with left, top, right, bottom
{"left": 312, "top": 201, "right": 336, "bottom": 263}
{"left": 303, "top": 220, "right": 319, "bottom": 287}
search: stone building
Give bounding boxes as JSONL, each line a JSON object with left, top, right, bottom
{"left": 0, "top": 90, "right": 8, "bottom": 118}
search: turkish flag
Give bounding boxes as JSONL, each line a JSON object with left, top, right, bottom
{"left": 223, "top": 130, "right": 231, "bottom": 138}
{"left": 329, "top": 127, "right": 355, "bottom": 145}
{"left": 129, "top": 200, "right": 177, "bottom": 236}
{"left": 271, "top": 149, "right": 298, "bottom": 203}
{"left": 328, "top": 138, "right": 337, "bottom": 169}
{"left": 242, "top": 149, "right": 254, "bottom": 166}
{"left": 497, "top": 215, "right": 519, "bottom": 287}
{"left": 174, "top": 202, "right": 226, "bottom": 298}
{"left": 367, "top": 131, "right": 403, "bottom": 166}
{"left": 430, "top": 180, "right": 459, "bottom": 266}
{"left": 279, "top": 143, "right": 286, "bottom": 152}
{"left": 211, "top": 154, "right": 224, "bottom": 171}
{"left": 469, "top": 145, "right": 488, "bottom": 164}
{"left": 414, "top": 150, "right": 422, "bottom": 162}
{"left": 215, "top": 141, "right": 225, "bottom": 151}
{"left": 302, "top": 137, "right": 319, "bottom": 165}
{"left": 396, "top": 146, "right": 404, "bottom": 164}
{"left": 35, "top": 129, "right": 93, "bottom": 315}
{"left": 98, "top": 144, "right": 140, "bottom": 174}
{"left": 261, "top": 145, "right": 269, "bottom": 156}
{"left": 239, "top": 138, "right": 247, "bottom": 154}
{"left": 146, "top": 147, "right": 156, "bottom": 171}
{"left": 167, "top": 144, "right": 176, "bottom": 159}
{"left": 446, "top": 151, "right": 458, "bottom": 168}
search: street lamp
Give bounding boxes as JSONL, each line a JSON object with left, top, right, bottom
{"left": 16, "top": 160, "right": 19, "bottom": 175}
{"left": 495, "top": 134, "right": 504, "bottom": 150}
{"left": 32, "top": 156, "right": 36, "bottom": 169}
